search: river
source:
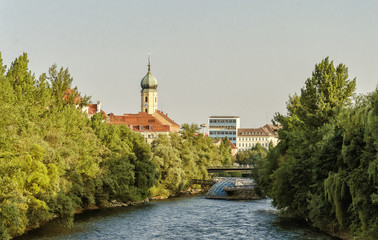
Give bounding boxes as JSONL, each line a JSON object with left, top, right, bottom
{"left": 18, "top": 196, "right": 338, "bottom": 240}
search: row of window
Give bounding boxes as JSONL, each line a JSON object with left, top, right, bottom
{"left": 209, "top": 119, "right": 237, "bottom": 123}
{"left": 130, "top": 125, "right": 153, "bottom": 131}
{"left": 240, "top": 132, "right": 265, "bottom": 135}
{"left": 238, "top": 137, "right": 268, "bottom": 142}
{"left": 209, "top": 125, "right": 236, "bottom": 130}
{"left": 209, "top": 131, "right": 237, "bottom": 135}
{"left": 239, "top": 142, "right": 270, "bottom": 148}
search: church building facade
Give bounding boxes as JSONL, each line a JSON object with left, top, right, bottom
{"left": 107, "top": 58, "right": 179, "bottom": 143}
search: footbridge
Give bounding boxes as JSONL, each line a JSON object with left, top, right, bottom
{"left": 206, "top": 165, "right": 254, "bottom": 174}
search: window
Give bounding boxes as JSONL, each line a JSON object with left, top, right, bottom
{"left": 145, "top": 97, "right": 148, "bottom": 102}
{"left": 149, "top": 125, "right": 153, "bottom": 131}
{"left": 145, "top": 109, "right": 147, "bottom": 113}
{"left": 139, "top": 126, "right": 143, "bottom": 131}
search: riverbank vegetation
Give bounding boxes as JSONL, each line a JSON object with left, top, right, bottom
{"left": 150, "top": 123, "right": 228, "bottom": 198}
{"left": 0, "top": 53, "right": 159, "bottom": 239}
{"left": 234, "top": 143, "right": 267, "bottom": 166}
{"left": 0, "top": 53, "right": 233, "bottom": 239}
{"left": 255, "top": 57, "right": 377, "bottom": 239}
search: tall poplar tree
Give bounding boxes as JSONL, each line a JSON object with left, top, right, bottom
{"left": 266, "top": 57, "right": 356, "bottom": 217}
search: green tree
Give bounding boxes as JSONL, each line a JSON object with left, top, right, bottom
{"left": 180, "top": 123, "right": 200, "bottom": 141}
{"left": 0, "top": 52, "right": 158, "bottom": 238}
{"left": 257, "top": 58, "right": 374, "bottom": 238}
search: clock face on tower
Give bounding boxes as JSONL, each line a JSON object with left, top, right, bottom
{"left": 144, "top": 102, "right": 148, "bottom": 107}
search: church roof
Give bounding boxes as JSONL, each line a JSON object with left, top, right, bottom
{"left": 154, "top": 110, "right": 180, "bottom": 128}
{"left": 141, "top": 72, "right": 158, "bottom": 90}
{"left": 140, "top": 59, "right": 158, "bottom": 90}
{"left": 107, "top": 111, "right": 178, "bottom": 133}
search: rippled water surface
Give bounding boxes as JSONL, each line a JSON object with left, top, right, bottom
{"left": 18, "top": 196, "right": 337, "bottom": 240}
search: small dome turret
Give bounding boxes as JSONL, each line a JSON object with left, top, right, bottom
{"left": 141, "top": 72, "right": 158, "bottom": 89}
{"left": 140, "top": 57, "right": 158, "bottom": 90}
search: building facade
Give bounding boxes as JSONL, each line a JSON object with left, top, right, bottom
{"left": 208, "top": 116, "right": 240, "bottom": 145}
{"left": 236, "top": 124, "right": 279, "bottom": 151}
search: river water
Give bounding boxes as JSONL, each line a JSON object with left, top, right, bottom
{"left": 18, "top": 196, "right": 337, "bottom": 240}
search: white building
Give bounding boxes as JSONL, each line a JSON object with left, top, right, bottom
{"left": 236, "top": 124, "right": 279, "bottom": 151}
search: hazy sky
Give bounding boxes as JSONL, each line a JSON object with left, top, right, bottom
{"left": 1, "top": 0, "right": 377, "bottom": 127}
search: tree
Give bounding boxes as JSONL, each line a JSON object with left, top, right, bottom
{"left": 180, "top": 123, "right": 200, "bottom": 141}
{"left": 258, "top": 58, "right": 363, "bottom": 237}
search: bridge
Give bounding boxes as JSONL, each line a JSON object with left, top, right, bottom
{"left": 206, "top": 165, "right": 254, "bottom": 173}
{"left": 191, "top": 165, "right": 254, "bottom": 187}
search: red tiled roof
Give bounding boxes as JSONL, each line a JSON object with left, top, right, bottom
{"left": 107, "top": 112, "right": 174, "bottom": 132}
{"left": 63, "top": 88, "right": 81, "bottom": 104}
{"left": 88, "top": 104, "right": 106, "bottom": 117}
{"left": 238, "top": 127, "right": 273, "bottom": 136}
{"left": 229, "top": 140, "right": 238, "bottom": 149}
{"left": 262, "top": 124, "right": 281, "bottom": 135}
{"left": 88, "top": 104, "right": 98, "bottom": 115}
{"left": 154, "top": 110, "right": 180, "bottom": 127}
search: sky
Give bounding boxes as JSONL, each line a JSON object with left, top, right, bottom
{"left": 1, "top": 0, "right": 377, "bottom": 127}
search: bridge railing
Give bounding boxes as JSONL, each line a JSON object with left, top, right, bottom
{"left": 207, "top": 164, "right": 253, "bottom": 169}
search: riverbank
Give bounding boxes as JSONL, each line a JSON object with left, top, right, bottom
{"left": 150, "top": 187, "right": 207, "bottom": 200}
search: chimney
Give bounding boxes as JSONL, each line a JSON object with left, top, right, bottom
{"left": 97, "top": 97, "right": 101, "bottom": 113}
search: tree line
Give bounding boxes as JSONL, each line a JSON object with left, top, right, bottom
{"left": 0, "top": 53, "right": 231, "bottom": 239}
{"left": 254, "top": 57, "right": 377, "bottom": 239}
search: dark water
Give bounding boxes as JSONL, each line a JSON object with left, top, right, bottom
{"left": 18, "top": 196, "right": 337, "bottom": 240}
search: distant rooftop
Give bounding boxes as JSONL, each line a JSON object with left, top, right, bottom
{"left": 209, "top": 116, "right": 240, "bottom": 119}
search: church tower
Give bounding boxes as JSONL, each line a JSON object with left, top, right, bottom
{"left": 140, "top": 57, "right": 158, "bottom": 114}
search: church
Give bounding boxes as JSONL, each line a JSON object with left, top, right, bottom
{"left": 107, "top": 58, "right": 180, "bottom": 143}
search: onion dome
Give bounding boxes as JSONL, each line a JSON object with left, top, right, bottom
{"left": 140, "top": 58, "right": 158, "bottom": 89}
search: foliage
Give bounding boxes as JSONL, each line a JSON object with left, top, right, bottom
{"left": 235, "top": 144, "right": 268, "bottom": 165}
{"left": 0, "top": 52, "right": 157, "bottom": 239}
{"left": 150, "top": 124, "right": 230, "bottom": 197}
{"left": 256, "top": 57, "right": 377, "bottom": 239}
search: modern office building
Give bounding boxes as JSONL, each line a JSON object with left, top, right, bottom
{"left": 208, "top": 115, "right": 280, "bottom": 152}
{"left": 208, "top": 116, "right": 240, "bottom": 145}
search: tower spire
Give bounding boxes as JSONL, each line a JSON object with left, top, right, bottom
{"left": 148, "top": 52, "right": 151, "bottom": 72}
